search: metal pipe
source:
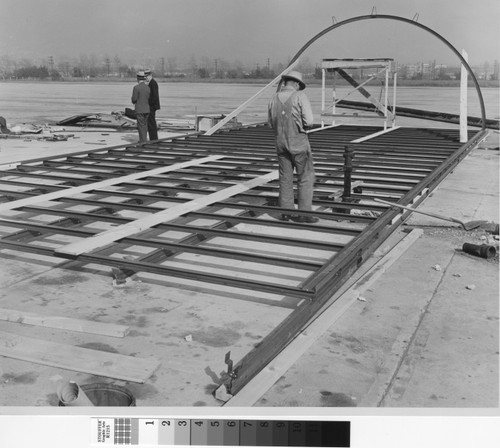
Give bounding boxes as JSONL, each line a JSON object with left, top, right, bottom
{"left": 287, "top": 14, "right": 487, "bottom": 130}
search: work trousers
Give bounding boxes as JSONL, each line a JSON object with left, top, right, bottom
{"left": 148, "top": 109, "right": 158, "bottom": 141}
{"left": 136, "top": 112, "right": 149, "bottom": 143}
{"left": 277, "top": 147, "right": 315, "bottom": 211}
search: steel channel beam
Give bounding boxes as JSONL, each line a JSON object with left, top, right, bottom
{"left": 0, "top": 186, "right": 377, "bottom": 225}
{"left": 0, "top": 207, "right": 346, "bottom": 252}
{"left": 0, "top": 218, "right": 323, "bottom": 271}
{"left": 0, "top": 237, "right": 315, "bottom": 298}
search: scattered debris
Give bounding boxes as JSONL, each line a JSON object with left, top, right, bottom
{"left": 350, "top": 209, "right": 380, "bottom": 218}
{"left": 184, "top": 334, "right": 193, "bottom": 342}
{"left": 50, "top": 375, "right": 64, "bottom": 383}
{"left": 433, "top": 264, "right": 442, "bottom": 271}
{"left": 481, "top": 222, "right": 499, "bottom": 235}
{"left": 356, "top": 294, "right": 367, "bottom": 302}
{"left": 9, "top": 123, "right": 43, "bottom": 134}
{"left": 453, "top": 273, "right": 462, "bottom": 277}
{"left": 466, "top": 284, "right": 476, "bottom": 290}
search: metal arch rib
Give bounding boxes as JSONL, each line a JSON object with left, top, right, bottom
{"left": 285, "top": 14, "right": 487, "bottom": 130}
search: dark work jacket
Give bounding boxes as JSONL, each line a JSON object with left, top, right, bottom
{"left": 147, "top": 78, "right": 160, "bottom": 111}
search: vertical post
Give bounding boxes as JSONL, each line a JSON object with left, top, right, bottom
{"left": 384, "top": 64, "right": 389, "bottom": 130}
{"left": 460, "top": 49, "right": 468, "bottom": 143}
{"left": 321, "top": 66, "right": 325, "bottom": 127}
{"left": 392, "top": 70, "right": 397, "bottom": 128}
{"left": 342, "top": 145, "right": 354, "bottom": 202}
{"left": 332, "top": 70, "right": 337, "bottom": 126}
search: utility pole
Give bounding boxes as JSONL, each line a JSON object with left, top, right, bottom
{"left": 48, "top": 56, "right": 54, "bottom": 75}
{"left": 104, "top": 57, "right": 111, "bottom": 76}
{"left": 160, "top": 57, "right": 165, "bottom": 76}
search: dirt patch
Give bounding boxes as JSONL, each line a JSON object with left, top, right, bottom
{"left": 192, "top": 401, "right": 208, "bottom": 406}
{"left": 328, "top": 332, "right": 366, "bottom": 354}
{"left": 126, "top": 383, "right": 159, "bottom": 400}
{"left": 32, "top": 273, "right": 89, "bottom": 286}
{"left": 320, "top": 390, "right": 357, "bottom": 407}
{"left": 190, "top": 326, "right": 242, "bottom": 347}
{"left": 2, "top": 371, "right": 38, "bottom": 384}
{"left": 117, "top": 314, "right": 148, "bottom": 328}
{"left": 142, "top": 307, "right": 172, "bottom": 313}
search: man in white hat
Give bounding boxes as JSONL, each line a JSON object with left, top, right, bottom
{"left": 131, "top": 70, "right": 150, "bottom": 143}
{"left": 268, "top": 70, "right": 317, "bottom": 223}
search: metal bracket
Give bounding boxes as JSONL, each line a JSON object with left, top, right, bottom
{"left": 225, "top": 351, "right": 238, "bottom": 379}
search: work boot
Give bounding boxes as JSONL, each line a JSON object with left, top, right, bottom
{"left": 294, "top": 215, "right": 319, "bottom": 223}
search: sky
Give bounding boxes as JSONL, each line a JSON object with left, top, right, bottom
{"left": 1, "top": 0, "right": 499, "bottom": 69}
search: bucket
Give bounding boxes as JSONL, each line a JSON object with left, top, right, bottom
{"left": 59, "top": 383, "right": 135, "bottom": 407}
{"left": 462, "top": 243, "right": 497, "bottom": 259}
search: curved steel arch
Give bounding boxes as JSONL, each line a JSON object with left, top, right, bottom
{"left": 287, "top": 14, "right": 486, "bottom": 129}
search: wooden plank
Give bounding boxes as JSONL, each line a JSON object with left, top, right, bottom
{"left": 0, "top": 154, "right": 224, "bottom": 212}
{"left": 306, "top": 124, "right": 342, "bottom": 134}
{"left": 204, "top": 60, "right": 300, "bottom": 136}
{"left": 337, "top": 68, "right": 390, "bottom": 116}
{"left": 56, "top": 170, "right": 279, "bottom": 257}
{"left": 351, "top": 126, "right": 400, "bottom": 143}
{"left": 0, "top": 330, "right": 160, "bottom": 383}
{"left": 0, "top": 308, "right": 129, "bottom": 338}
{"left": 223, "top": 229, "right": 423, "bottom": 406}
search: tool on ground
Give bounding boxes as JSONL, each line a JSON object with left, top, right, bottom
{"left": 462, "top": 243, "right": 497, "bottom": 259}
{"left": 374, "top": 197, "right": 487, "bottom": 230}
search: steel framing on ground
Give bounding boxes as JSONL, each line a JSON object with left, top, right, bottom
{"left": 0, "top": 123, "right": 486, "bottom": 395}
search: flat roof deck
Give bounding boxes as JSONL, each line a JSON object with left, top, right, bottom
{"left": 0, "top": 123, "right": 496, "bottom": 407}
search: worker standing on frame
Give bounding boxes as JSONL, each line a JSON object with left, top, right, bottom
{"left": 268, "top": 70, "right": 318, "bottom": 223}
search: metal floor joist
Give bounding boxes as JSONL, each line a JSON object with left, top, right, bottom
{"left": 0, "top": 123, "right": 486, "bottom": 395}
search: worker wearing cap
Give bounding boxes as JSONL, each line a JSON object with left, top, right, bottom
{"left": 145, "top": 69, "right": 160, "bottom": 140}
{"left": 268, "top": 70, "right": 317, "bottom": 223}
{"left": 131, "top": 71, "right": 150, "bottom": 143}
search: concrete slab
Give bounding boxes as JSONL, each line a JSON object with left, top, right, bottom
{"left": 0, "top": 129, "right": 497, "bottom": 409}
{"left": 0, "top": 258, "right": 292, "bottom": 406}
{"left": 381, "top": 247, "right": 498, "bottom": 407}
{"left": 254, "top": 143, "right": 499, "bottom": 408}
{"left": 406, "top": 135, "right": 499, "bottom": 226}
{"left": 256, "top": 227, "right": 498, "bottom": 408}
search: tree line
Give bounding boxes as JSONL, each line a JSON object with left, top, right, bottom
{"left": 1, "top": 54, "right": 498, "bottom": 82}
